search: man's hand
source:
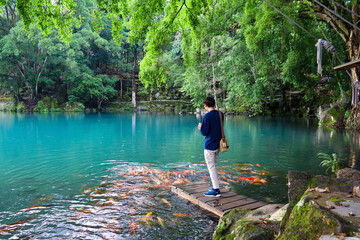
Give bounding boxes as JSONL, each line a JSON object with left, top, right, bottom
{"left": 198, "top": 123, "right": 202, "bottom": 130}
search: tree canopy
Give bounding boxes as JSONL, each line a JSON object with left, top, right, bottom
{"left": 0, "top": 0, "right": 359, "bottom": 114}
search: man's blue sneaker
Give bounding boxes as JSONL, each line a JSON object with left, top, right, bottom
{"left": 204, "top": 188, "right": 221, "bottom": 197}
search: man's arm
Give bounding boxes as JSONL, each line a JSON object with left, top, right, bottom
{"left": 199, "top": 116, "right": 209, "bottom": 136}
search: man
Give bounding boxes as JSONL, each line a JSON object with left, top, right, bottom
{"left": 197, "top": 96, "right": 224, "bottom": 197}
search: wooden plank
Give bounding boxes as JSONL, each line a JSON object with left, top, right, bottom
{"left": 171, "top": 185, "right": 223, "bottom": 216}
{"left": 191, "top": 189, "right": 232, "bottom": 198}
{"left": 206, "top": 195, "right": 250, "bottom": 207}
{"left": 183, "top": 185, "right": 210, "bottom": 194}
{"left": 174, "top": 182, "right": 207, "bottom": 189}
{"left": 239, "top": 201, "right": 267, "bottom": 210}
{"left": 196, "top": 192, "right": 242, "bottom": 202}
{"left": 334, "top": 58, "right": 360, "bottom": 70}
{"left": 171, "top": 183, "right": 269, "bottom": 217}
{"left": 219, "top": 198, "right": 259, "bottom": 211}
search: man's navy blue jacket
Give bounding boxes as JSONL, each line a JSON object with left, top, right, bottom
{"left": 200, "top": 110, "right": 224, "bottom": 150}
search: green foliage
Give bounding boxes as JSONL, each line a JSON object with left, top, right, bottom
{"left": 318, "top": 153, "right": 339, "bottom": 174}
{"left": 16, "top": 101, "right": 26, "bottom": 112}
{"left": 64, "top": 102, "right": 85, "bottom": 112}
{"left": 34, "top": 100, "right": 48, "bottom": 112}
{"left": 0, "top": 0, "right": 355, "bottom": 115}
{"left": 0, "top": 100, "right": 16, "bottom": 111}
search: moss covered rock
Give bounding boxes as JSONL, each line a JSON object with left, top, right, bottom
{"left": 213, "top": 209, "right": 274, "bottom": 240}
{"left": 277, "top": 195, "right": 356, "bottom": 240}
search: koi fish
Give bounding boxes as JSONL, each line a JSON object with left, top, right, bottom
{"left": 232, "top": 167, "right": 252, "bottom": 171}
{"left": 173, "top": 213, "right": 190, "bottom": 217}
{"left": 129, "top": 207, "right": 136, "bottom": 215}
{"left": 161, "top": 198, "right": 172, "bottom": 207}
{"left": 256, "top": 163, "right": 261, "bottom": 167}
{"left": 220, "top": 177, "right": 237, "bottom": 183}
{"left": 77, "top": 209, "right": 91, "bottom": 214}
{"left": 217, "top": 169, "right": 227, "bottom": 174}
{"left": 201, "top": 175, "right": 208, "bottom": 182}
{"left": 237, "top": 177, "right": 255, "bottom": 182}
{"left": 234, "top": 163, "right": 254, "bottom": 167}
{"left": 157, "top": 216, "right": 165, "bottom": 228}
{"left": 0, "top": 217, "right": 36, "bottom": 235}
{"left": 140, "top": 212, "right": 153, "bottom": 225}
{"left": 34, "top": 195, "right": 54, "bottom": 204}
{"left": 129, "top": 222, "right": 137, "bottom": 234}
{"left": 218, "top": 180, "right": 230, "bottom": 185}
{"left": 128, "top": 188, "right": 147, "bottom": 194}
{"left": 249, "top": 179, "right": 267, "bottom": 184}
{"left": 18, "top": 205, "right": 40, "bottom": 212}
{"left": 220, "top": 166, "right": 231, "bottom": 169}
{"left": 72, "top": 174, "right": 85, "bottom": 177}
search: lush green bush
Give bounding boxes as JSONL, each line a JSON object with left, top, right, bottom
{"left": 33, "top": 101, "right": 48, "bottom": 112}
{"left": 64, "top": 102, "right": 85, "bottom": 112}
{"left": 1, "top": 100, "right": 17, "bottom": 111}
{"left": 16, "top": 102, "right": 26, "bottom": 112}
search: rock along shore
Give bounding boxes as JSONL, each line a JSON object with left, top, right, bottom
{"left": 213, "top": 168, "right": 360, "bottom": 240}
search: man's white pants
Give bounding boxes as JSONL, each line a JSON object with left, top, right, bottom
{"left": 204, "top": 149, "right": 220, "bottom": 189}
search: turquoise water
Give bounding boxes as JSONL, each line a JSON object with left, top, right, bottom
{"left": 0, "top": 112, "right": 359, "bottom": 239}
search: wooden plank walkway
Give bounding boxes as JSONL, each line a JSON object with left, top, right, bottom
{"left": 171, "top": 182, "right": 267, "bottom": 217}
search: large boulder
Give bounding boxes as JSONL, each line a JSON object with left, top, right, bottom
{"left": 288, "top": 171, "right": 312, "bottom": 202}
{"left": 277, "top": 194, "right": 356, "bottom": 240}
{"left": 337, "top": 168, "right": 360, "bottom": 180}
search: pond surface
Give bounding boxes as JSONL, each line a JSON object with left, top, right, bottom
{"left": 0, "top": 112, "right": 359, "bottom": 239}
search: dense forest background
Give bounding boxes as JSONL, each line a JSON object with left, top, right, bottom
{"left": 0, "top": 0, "right": 356, "bottom": 118}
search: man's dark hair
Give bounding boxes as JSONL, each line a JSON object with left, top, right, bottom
{"left": 204, "top": 96, "right": 215, "bottom": 107}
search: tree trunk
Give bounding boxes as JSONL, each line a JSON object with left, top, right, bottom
{"left": 120, "top": 79, "right": 123, "bottom": 98}
{"left": 212, "top": 62, "right": 217, "bottom": 104}
{"left": 132, "top": 46, "right": 137, "bottom": 108}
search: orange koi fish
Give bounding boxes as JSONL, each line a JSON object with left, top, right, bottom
{"left": 0, "top": 217, "right": 36, "bottom": 235}
{"left": 237, "top": 177, "right": 255, "bottom": 182}
{"left": 157, "top": 216, "right": 165, "bottom": 228}
{"left": 129, "top": 222, "right": 137, "bottom": 234}
{"left": 77, "top": 209, "right": 91, "bottom": 214}
{"left": 161, "top": 198, "right": 172, "bottom": 207}
{"left": 173, "top": 213, "right": 190, "bottom": 217}
{"left": 128, "top": 188, "right": 147, "bottom": 194}
{"left": 256, "top": 163, "right": 261, "bottom": 167}
{"left": 221, "top": 178, "right": 237, "bottom": 183}
{"left": 249, "top": 179, "right": 267, "bottom": 184}
{"left": 18, "top": 205, "right": 40, "bottom": 212}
